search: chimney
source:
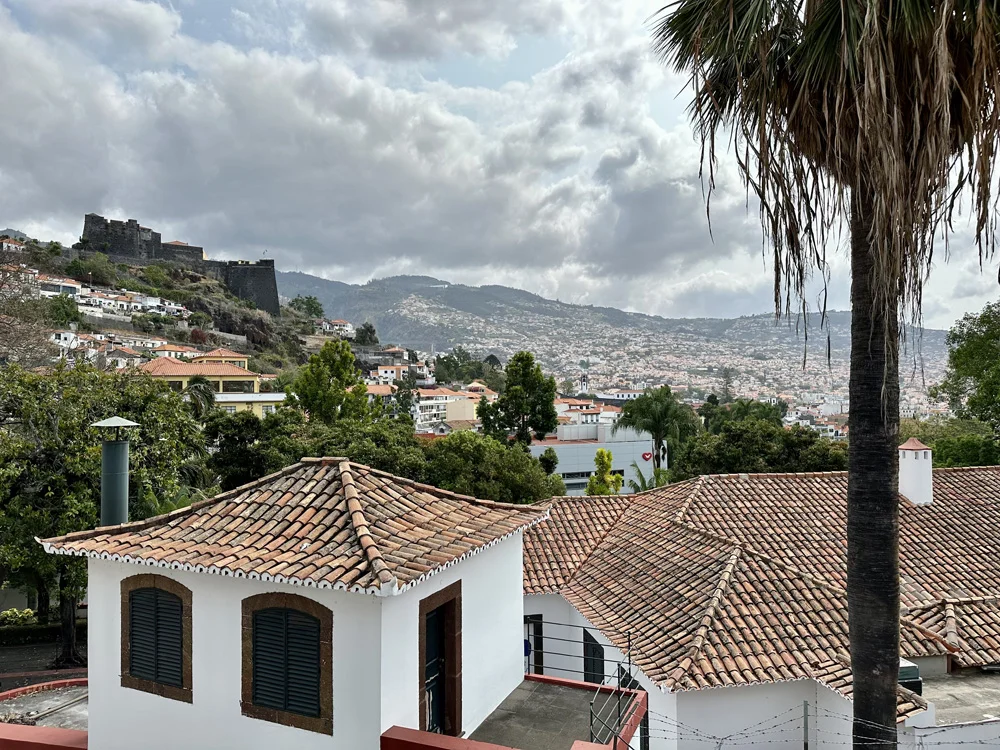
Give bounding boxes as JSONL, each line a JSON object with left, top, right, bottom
{"left": 899, "top": 438, "right": 933, "bottom": 505}
{"left": 92, "top": 417, "right": 140, "bottom": 526}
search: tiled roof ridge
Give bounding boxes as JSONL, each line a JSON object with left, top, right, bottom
{"left": 666, "top": 545, "right": 743, "bottom": 687}
{"left": 672, "top": 475, "right": 707, "bottom": 523}
{"left": 943, "top": 600, "right": 960, "bottom": 647}
{"left": 337, "top": 460, "right": 397, "bottom": 590}
{"left": 40, "top": 461, "right": 311, "bottom": 545}
{"left": 352, "top": 461, "right": 540, "bottom": 511}
{"left": 810, "top": 654, "right": 930, "bottom": 719}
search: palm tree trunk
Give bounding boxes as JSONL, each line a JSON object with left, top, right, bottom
{"left": 847, "top": 186, "right": 901, "bottom": 749}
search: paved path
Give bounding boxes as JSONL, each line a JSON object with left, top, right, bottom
{"left": 0, "top": 643, "right": 88, "bottom": 691}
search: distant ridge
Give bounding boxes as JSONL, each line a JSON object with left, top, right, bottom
{"left": 0, "top": 228, "right": 27, "bottom": 240}
{"left": 276, "top": 271, "right": 947, "bottom": 381}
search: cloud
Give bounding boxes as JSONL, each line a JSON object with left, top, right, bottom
{"left": 0, "top": 0, "right": 990, "bottom": 331}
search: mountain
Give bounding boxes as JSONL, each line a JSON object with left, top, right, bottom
{"left": 0, "top": 228, "right": 27, "bottom": 240}
{"left": 276, "top": 271, "right": 948, "bottom": 395}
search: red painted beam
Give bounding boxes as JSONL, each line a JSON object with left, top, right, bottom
{"left": 380, "top": 726, "right": 513, "bottom": 750}
{"left": 0, "top": 678, "right": 88, "bottom": 702}
{"left": 0, "top": 725, "right": 88, "bottom": 749}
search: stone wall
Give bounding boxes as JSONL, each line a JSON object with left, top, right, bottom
{"left": 222, "top": 260, "right": 280, "bottom": 317}
{"left": 82, "top": 214, "right": 161, "bottom": 259}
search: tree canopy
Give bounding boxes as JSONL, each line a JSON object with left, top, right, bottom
{"left": 288, "top": 339, "right": 369, "bottom": 424}
{"left": 289, "top": 295, "right": 324, "bottom": 318}
{"left": 478, "top": 351, "right": 557, "bottom": 444}
{"left": 354, "top": 321, "right": 379, "bottom": 346}
{"left": 899, "top": 416, "right": 999, "bottom": 468}
{"left": 614, "top": 386, "right": 701, "bottom": 470}
{"left": 935, "top": 302, "right": 1000, "bottom": 435}
{"left": 586, "top": 449, "right": 622, "bottom": 496}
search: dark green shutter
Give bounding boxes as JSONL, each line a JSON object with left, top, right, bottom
{"left": 129, "top": 588, "right": 183, "bottom": 688}
{"left": 252, "top": 608, "right": 321, "bottom": 717}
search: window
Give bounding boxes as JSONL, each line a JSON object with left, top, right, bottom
{"left": 583, "top": 629, "right": 605, "bottom": 684}
{"left": 120, "top": 574, "right": 192, "bottom": 702}
{"left": 223, "top": 380, "right": 256, "bottom": 393}
{"left": 262, "top": 405, "right": 276, "bottom": 416}
{"left": 242, "top": 593, "right": 333, "bottom": 735}
{"left": 222, "top": 406, "right": 237, "bottom": 414}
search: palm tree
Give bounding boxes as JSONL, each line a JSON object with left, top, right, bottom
{"left": 652, "top": 4, "right": 1000, "bottom": 746}
{"left": 626, "top": 461, "right": 671, "bottom": 492}
{"left": 613, "top": 386, "right": 700, "bottom": 471}
{"left": 183, "top": 375, "right": 216, "bottom": 420}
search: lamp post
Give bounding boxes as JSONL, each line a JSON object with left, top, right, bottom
{"left": 92, "top": 416, "right": 140, "bottom": 527}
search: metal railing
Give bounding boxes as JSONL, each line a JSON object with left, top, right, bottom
{"left": 523, "top": 618, "right": 645, "bottom": 749}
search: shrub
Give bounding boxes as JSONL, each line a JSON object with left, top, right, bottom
{"left": 0, "top": 608, "right": 37, "bottom": 627}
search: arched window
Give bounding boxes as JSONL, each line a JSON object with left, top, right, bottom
{"left": 120, "top": 574, "right": 192, "bottom": 703}
{"left": 241, "top": 593, "right": 333, "bottom": 735}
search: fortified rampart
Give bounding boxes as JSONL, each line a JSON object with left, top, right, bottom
{"left": 75, "top": 214, "right": 279, "bottom": 316}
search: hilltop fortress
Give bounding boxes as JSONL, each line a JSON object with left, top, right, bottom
{"left": 77, "top": 213, "right": 279, "bottom": 316}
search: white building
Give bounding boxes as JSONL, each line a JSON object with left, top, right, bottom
{"left": 42, "top": 459, "right": 545, "bottom": 750}
{"left": 413, "top": 387, "right": 472, "bottom": 432}
{"left": 529, "top": 424, "right": 651, "bottom": 495}
{"left": 37, "top": 274, "right": 82, "bottom": 298}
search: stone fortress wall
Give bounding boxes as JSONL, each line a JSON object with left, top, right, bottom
{"left": 77, "top": 214, "right": 280, "bottom": 316}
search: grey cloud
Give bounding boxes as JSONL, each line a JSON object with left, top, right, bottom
{"left": 304, "top": 0, "right": 565, "bottom": 61}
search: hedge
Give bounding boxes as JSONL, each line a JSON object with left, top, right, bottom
{"left": 0, "top": 620, "right": 87, "bottom": 647}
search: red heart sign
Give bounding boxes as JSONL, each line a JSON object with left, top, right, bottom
{"left": 642, "top": 452, "right": 653, "bottom": 461}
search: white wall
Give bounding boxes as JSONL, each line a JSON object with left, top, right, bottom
{"left": 87, "top": 558, "right": 383, "bottom": 750}
{"left": 676, "top": 680, "right": 816, "bottom": 749}
{"left": 901, "top": 718, "right": 1000, "bottom": 749}
{"left": 529, "top": 434, "right": 651, "bottom": 495}
{"left": 380, "top": 534, "right": 526, "bottom": 737}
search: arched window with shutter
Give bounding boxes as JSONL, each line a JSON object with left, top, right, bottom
{"left": 120, "top": 574, "right": 192, "bottom": 703}
{"left": 241, "top": 593, "right": 333, "bottom": 735}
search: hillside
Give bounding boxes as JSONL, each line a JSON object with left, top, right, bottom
{"left": 277, "top": 272, "right": 948, "bottom": 396}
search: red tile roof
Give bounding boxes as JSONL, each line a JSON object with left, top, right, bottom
{"left": 192, "top": 347, "right": 246, "bottom": 360}
{"left": 907, "top": 596, "right": 1000, "bottom": 668}
{"left": 139, "top": 358, "right": 256, "bottom": 377}
{"left": 41, "top": 458, "right": 547, "bottom": 595}
{"left": 810, "top": 658, "right": 928, "bottom": 722}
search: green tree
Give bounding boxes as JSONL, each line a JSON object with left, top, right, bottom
{"left": 290, "top": 295, "right": 324, "bottom": 318}
{"left": 183, "top": 375, "right": 216, "bottom": 420}
{"left": 652, "top": 2, "right": 1000, "bottom": 739}
{"left": 586, "top": 449, "right": 622, "bottom": 496}
{"left": 477, "top": 352, "right": 557, "bottom": 444}
{"left": 483, "top": 354, "right": 502, "bottom": 369}
{"left": 935, "top": 303, "right": 1000, "bottom": 434}
{"left": 65, "top": 252, "right": 118, "bottom": 287}
{"left": 393, "top": 372, "right": 416, "bottom": 422}
{"left": 424, "top": 432, "right": 564, "bottom": 504}
{"left": 538, "top": 446, "right": 559, "bottom": 475}
{"left": 355, "top": 321, "right": 379, "bottom": 346}
{"left": 289, "top": 339, "right": 368, "bottom": 424}
{"left": 46, "top": 294, "right": 81, "bottom": 327}
{"left": 898, "top": 416, "right": 998, "bottom": 467}
{"left": 614, "top": 386, "right": 701, "bottom": 471}
{"left": 313, "top": 418, "right": 428, "bottom": 481}
{"left": 719, "top": 367, "right": 735, "bottom": 403}
{"left": 558, "top": 379, "right": 575, "bottom": 395}
{"left": 705, "top": 398, "right": 785, "bottom": 435}
{"left": 674, "top": 420, "right": 847, "bottom": 478}
{"left": 188, "top": 311, "right": 213, "bottom": 330}
{"left": 627, "top": 462, "right": 671, "bottom": 493}
{"left": 0, "top": 364, "right": 205, "bottom": 664}
{"left": 203, "top": 408, "right": 313, "bottom": 491}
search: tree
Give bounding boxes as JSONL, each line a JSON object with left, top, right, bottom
{"left": 675, "top": 419, "right": 848, "bottom": 478}
{"left": 477, "top": 352, "right": 557, "bottom": 444}
{"left": 614, "top": 386, "right": 700, "bottom": 471}
{"left": 653, "top": 4, "right": 1000, "bottom": 742}
{"left": 538, "top": 446, "right": 559, "bottom": 475}
{"left": 899, "top": 417, "right": 999, "bottom": 467}
{"left": 0, "top": 364, "right": 205, "bottom": 664}
{"left": 203, "top": 409, "right": 310, "bottom": 491}
{"left": 627, "top": 462, "right": 671, "bottom": 493}
{"left": 424, "top": 432, "right": 564, "bottom": 504}
{"left": 704, "top": 398, "right": 785, "bottom": 435}
{"left": 586, "top": 449, "right": 622, "bottom": 496}
{"left": 558, "top": 379, "right": 575, "bottom": 395}
{"left": 290, "top": 295, "right": 324, "bottom": 318}
{"left": 47, "top": 294, "right": 81, "bottom": 327}
{"left": 183, "top": 375, "right": 216, "bottom": 420}
{"left": 394, "top": 372, "right": 417, "bottom": 422}
{"left": 65, "top": 252, "right": 117, "bottom": 287}
{"left": 0, "top": 253, "right": 52, "bottom": 366}
{"left": 188, "top": 311, "right": 213, "bottom": 330}
{"left": 483, "top": 354, "right": 502, "bottom": 369}
{"left": 935, "top": 303, "right": 1000, "bottom": 434}
{"left": 289, "top": 339, "right": 368, "bottom": 424}
{"left": 719, "top": 367, "right": 735, "bottom": 404}
{"left": 313, "top": 418, "right": 428, "bottom": 481}
{"left": 355, "top": 321, "right": 379, "bottom": 346}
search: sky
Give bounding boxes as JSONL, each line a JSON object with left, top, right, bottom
{"left": 0, "top": 0, "right": 996, "bottom": 329}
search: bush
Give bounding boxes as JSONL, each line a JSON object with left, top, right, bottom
{"left": 0, "top": 608, "right": 36, "bottom": 627}
{"left": 0, "top": 619, "right": 87, "bottom": 646}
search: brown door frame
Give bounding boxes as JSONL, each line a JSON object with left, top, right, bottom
{"left": 418, "top": 580, "right": 462, "bottom": 735}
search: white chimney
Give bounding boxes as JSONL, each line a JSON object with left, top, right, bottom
{"left": 899, "top": 438, "right": 933, "bottom": 505}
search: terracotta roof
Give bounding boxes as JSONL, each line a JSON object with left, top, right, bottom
{"left": 164, "top": 240, "right": 189, "bottom": 245}
{"left": 899, "top": 438, "right": 930, "bottom": 451}
{"left": 523, "top": 495, "right": 635, "bottom": 594}
{"left": 139, "top": 358, "right": 257, "bottom": 377}
{"left": 366, "top": 384, "right": 397, "bottom": 396}
{"left": 41, "top": 458, "right": 547, "bottom": 595}
{"left": 192, "top": 347, "right": 246, "bottom": 360}
{"left": 810, "top": 658, "right": 928, "bottom": 722}
{"left": 152, "top": 344, "right": 199, "bottom": 353}
{"left": 561, "top": 511, "right": 952, "bottom": 692}
{"left": 907, "top": 596, "right": 1000, "bottom": 667}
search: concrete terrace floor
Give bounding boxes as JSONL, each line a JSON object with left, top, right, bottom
{"left": 0, "top": 686, "right": 88, "bottom": 730}
{"left": 923, "top": 671, "right": 1000, "bottom": 725}
{"left": 470, "top": 680, "right": 630, "bottom": 750}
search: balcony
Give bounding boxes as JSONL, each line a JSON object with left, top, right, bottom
{"left": 382, "top": 620, "right": 647, "bottom": 750}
